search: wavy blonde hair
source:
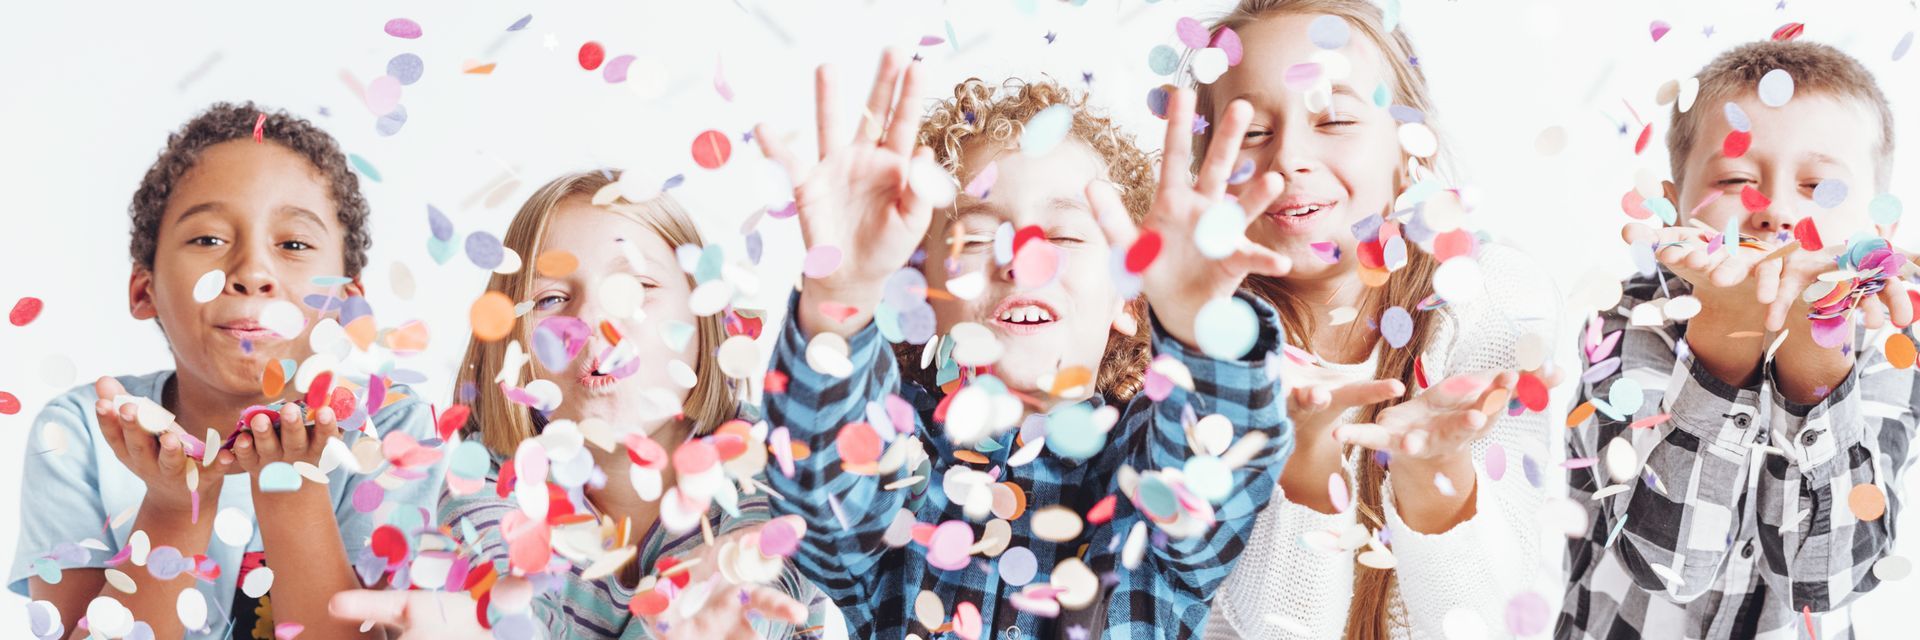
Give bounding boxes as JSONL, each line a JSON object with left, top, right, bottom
{"left": 456, "top": 171, "right": 735, "bottom": 456}
{"left": 902, "top": 77, "right": 1157, "bottom": 400}
{"left": 1196, "top": 2, "right": 1446, "bottom": 638}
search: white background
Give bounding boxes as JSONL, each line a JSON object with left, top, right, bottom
{"left": 1, "top": 0, "right": 1916, "bottom": 636}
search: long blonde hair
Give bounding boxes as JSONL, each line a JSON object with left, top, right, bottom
{"left": 1196, "top": 2, "right": 1445, "bottom": 638}
{"left": 456, "top": 170, "right": 736, "bottom": 456}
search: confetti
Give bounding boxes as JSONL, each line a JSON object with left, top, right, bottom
{"left": 465, "top": 231, "right": 505, "bottom": 270}
{"left": 691, "top": 130, "right": 732, "bottom": 169}
{"left": 259, "top": 300, "right": 304, "bottom": 339}
{"left": 1012, "top": 242, "right": 1060, "bottom": 289}
{"left": 1190, "top": 47, "right": 1228, "bottom": 84}
{"left": 1604, "top": 437, "right": 1637, "bottom": 483}
{"left": 1308, "top": 15, "right": 1350, "bottom": 49}
{"left": 1723, "top": 101, "right": 1752, "bottom": 132}
{"left": 1886, "top": 333, "right": 1916, "bottom": 369}
{"left": 507, "top": 14, "right": 532, "bottom": 31}
{"left": 1869, "top": 194, "right": 1903, "bottom": 226}
{"left": 1897, "top": 31, "right": 1915, "bottom": 61}
{"left": 1194, "top": 296, "right": 1259, "bottom": 360}
{"left": 579, "top": 41, "right": 605, "bottom": 70}
{"left": 1812, "top": 179, "right": 1847, "bottom": 209}
{"left": 1281, "top": 62, "right": 1322, "bottom": 91}
{"left": 1174, "top": 17, "right": 1209, "bottom": 48}
{"left": 1649, "top": 20, "right": 1671, "bottom": 42}
{"left": 1328, "top": 472, "right": 1350, "bottom": 512}
{"left": 384, "top": 18, "right": 422, "bottom": 39}
{"left": 365, "top": 75, "right": 402, "bottom": 116}
{"left": 909, "top": 156, "right": 958, "bottom": 208}
{"left": 1398, "top": 122, "right": 1437, "bottom": 158}
{"left": 1432, "top": 257, "right": 1484, "bottom": 305}
{"left": 1213, "top": 25, "right": 1244, "bottom": 65}
{"left": 802, "top": 245, "right": 843, "bottom": 279}
{"left": 253, "top": 112, "right": 265, "bottom": 143}
{"left": 0, "top": 392, "right": 18, "bottom": 416}
{"left": 1148, "top": 45, "right": 1180, "bottom": 76}
{"left": 470, "top": 291, "right": 515, "bottom": 342}
{"left": 1874, "top": 555, "right": 1912, "bottom": 581}
{"left": 1380, "top": 306, "right": 1413, "bottom": 348}
{"left": 534, "top": 250, "right": 578, "bottom": 278}
{"left": 926, "top": 520, "right": 974, "bottom": 570}
{"left": 1722, "top": 130, "right": 1750, "bottom": 158}
{"left": 603, "top": 54, "right": 636, "bottom": 83}
{"left": 1791, "top": 217, "right": 1822, "bottom": 251}
{"left": 1757, "top": 68, "right": 1794, "bottom": 107}
{"left": 1772, "top": 22, "right": 1805, "bottom": 41}
{"left": 188, "top": 269, "right": 227, "bottom": 303}
{"left": 258, "top": 462, "right": 303, "bottom": 492}
{"left": 9, "top": 297, "right": 42, "bottom": 326}
{"left": 1032, "top": 505, "right": 1084, "bottom": 542}
{"left": 1194, "top": 200, "right": 1247, "bottom": 259}
{"left": 348, "top": 153, "right": 382, "bottom": 182}
{"left": 1021, "top": 104, "right": 1072, "bottom": 157}
{"left": 1535, "top": 126, "right": 1566, "bottom": 156}
{"left": 1741, "top": 185, "right": 1771, "bottom": 213}
{"left": 388, "top": 53, "right": 425, "bottom": 85}
{"left": 1850, "top": 484, "right": 1887, "bottom": 521}
{"left": 963, "top": 162, "right": 999, "bottom": 199}
{"left": 1506, "top": 591, "right": 1549, "bottom": 635}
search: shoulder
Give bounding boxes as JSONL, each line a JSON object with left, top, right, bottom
{"left": 366, "top": 383, "right": 435, "bottom": 438}
{"left": 36, "top": 370, "right": 173, "bottom": 436}
{"left": 1426, "top": 245, "right": 1558, "bottom": 372}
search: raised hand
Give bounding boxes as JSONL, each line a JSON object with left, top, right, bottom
{"left": 94, "top": 376, "right": 234, "bottom": 518}
{"left": 1333, "top": 370, "right": 1519, "bottom": 463}
{"left": 755, "top": 48, "right": 936, "bottom": 337}
{"left": 1087, "top": 88, "right": 1292, "bottom": 350}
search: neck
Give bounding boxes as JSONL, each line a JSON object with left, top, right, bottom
{"left": 581, "top": 417, "right": 695, "bottom": 533}
{"left": 1280, "top": 266, "right": 1376, "bottom": 364}
{"left": 164, "top": 371, "right": 259, "bottom": 440}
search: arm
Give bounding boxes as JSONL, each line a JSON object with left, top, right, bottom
{"left": 1569, "top": 282, "right": 1762, "bottom": 603}
{"left": 1105, "top": 293, "right": 1292, "bottom": 639}
{"left": 1750, "top": 325, "right": 1918, "bottom": 612}
{"left": 761, "top": 290, "right": 919, "bottom": 634}
{"left": 13, "top": 399, "right": 110, "bottom": 639}
{"left": 241, "top": 405, "right": 373, "bottom": 639}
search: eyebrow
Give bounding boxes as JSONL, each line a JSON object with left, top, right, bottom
{"left": 1801, "top": 152, "right": 1848, "bottom": 167}
{"left": 172, "top": 202, "right": 329, "bottom": 230}
{"left": 1048, "top": 196, "right": 1088, "bottom": 212}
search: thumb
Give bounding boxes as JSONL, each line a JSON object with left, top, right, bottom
{"left": 330, "top": 590, "right": 412, "bottom": 628}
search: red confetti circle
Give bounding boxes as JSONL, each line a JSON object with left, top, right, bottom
{"left": 1722, "top": 130, "right": 1751, "bottom": 158}
{"left": 370, "top": 525, "right": 408, "bottom": 565}
{"left": 578, "top": 41, "right": 606, "bottom": 71}
{"left": 1792, "top": 217, "right": 1823, "bottom": 251}
{"left": 10, "top": 297, "right": 43, "bottom": 326}
{"left": 691, "top": 130, "right": 732, "bottom": 169}
{"left": 1012, "top": 225, "right": 1046, "bottom": 256}
{"left": 1125, "top": 230, "right": 1163, "bottom": 274}
{"left": 1741, "top": 185, "right": 1771, "bottom": 213}
{"left": 0, "top": 392, "right": 19, "bottom": 416}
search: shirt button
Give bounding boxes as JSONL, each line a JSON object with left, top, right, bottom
{"left": 1732, "top": 413, "right": 1752, "bottom": 429}
{"left": 1802, "top": 430, "right": 1820, "bottom": 447}
{"left": 1742, "top": 541, "right": 1755, "bottom": 558}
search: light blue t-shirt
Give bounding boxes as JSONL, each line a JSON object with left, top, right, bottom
{"left": 7, "top": 370, "right": 447, "bottom": 640}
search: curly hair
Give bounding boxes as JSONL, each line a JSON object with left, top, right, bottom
{"left": 900, "top": 77, "right": 1157, "bottom": 401}
{"left": 130, "top": 102, "right": 372, "bottom": 277}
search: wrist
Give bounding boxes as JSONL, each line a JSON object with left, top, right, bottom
{"left": 1684, "top": 308, "right": 1766, "bottom": 387}
{"left": 797, "top": 281, "right": 883, "bottom": 338}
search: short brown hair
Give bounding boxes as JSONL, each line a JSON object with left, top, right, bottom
{"left": 130, "top": 102, "right": 373, "bottom": 277}
{"left": 906, "top": 77, "right": 1156, "bottom": 400}
{"left": 1667, "top": 40, "right": 1895, "bottom": 192}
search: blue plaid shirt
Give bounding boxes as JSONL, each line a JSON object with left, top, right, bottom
{"left": 763, "top": 290, "right": 1292, "bottom": 639}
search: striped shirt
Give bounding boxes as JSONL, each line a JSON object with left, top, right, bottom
{"left": 439, "top": 450, "right": 831, "bottom": 639}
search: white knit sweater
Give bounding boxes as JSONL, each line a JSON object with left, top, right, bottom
{"left": 1204, "top": 244, "right": 1563, "bottom": 640}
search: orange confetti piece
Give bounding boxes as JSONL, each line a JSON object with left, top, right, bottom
{"left": 535, "top": 250, "right": 579, "bottom": 278}
{"left": 262, "top": 359, "right": 285, "bottom": 398}
{"left": 1887, "top": 333, "right": 1917, "bottom": 369}
{"left": 1050, "top": 366, "right": 1094, "bottom": 397}
{"left": 1566, "top": 401, "right": 1597, "bottom": 428}
{"left": 462, "top": 61, "right": 497, "bottom": 75}
{"left": 344, "top": 315, "right": 377, "bottom": 351}
{"left": 1850, "top": 484, "right": 1888, "bottom": 521}
{"left": 470, "top": 291, "right": 516, "bottom": 342}
{"left": 954, "top": 450, "right": 991, "bottom": 465}
{"left": 385, "top": 319, "right": 431, "bottom": 353}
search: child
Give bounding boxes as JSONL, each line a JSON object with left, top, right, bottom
{"left": 8, "top": 103, "right": 446, "bottom": 640}
{"left": 752, "top": 49, "right": 1295, "bottom": 639}
{"left": 1561, "top": 40, "right": 1918, "bottom": 639}
{"left": 1192, "top": 1, "right": 1562, "bottom": 638}
{"left": 332, "top": 170, "right": 830, "bottom": 639}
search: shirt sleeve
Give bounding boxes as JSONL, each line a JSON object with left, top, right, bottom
{"left": 1103, "top": 291, "right": 1293, "bottom": 639}
{"left": 759, "top": 290, "right": 920, "bottom": 635}
{"left": 1569, "top": 302, "right": 1764, "bottom": 604}
{"left": 8, "top": 392, "right": 110, "bottom": 597}
{"left": 1750, "top": 325, "right": 1918, "bottom": 612}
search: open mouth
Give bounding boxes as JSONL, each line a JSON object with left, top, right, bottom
{"left": 577, "top": 345, "right": 642, "bottom": 389}
{"left": 1265, "top": 199, "right": 1335, "bottom": 225}
{"left": 989, "top": 298, "right": 1060, "bottom": 336}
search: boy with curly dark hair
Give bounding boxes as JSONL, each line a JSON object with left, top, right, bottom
{"left": 9, "top": 102, "right": 444, "bottom": 640}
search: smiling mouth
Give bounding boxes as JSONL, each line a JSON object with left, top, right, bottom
{"left": 989, "top": 300, "right": 1060, "bottom": 336}
{"left": 1267, "top": 202, "right": 1332, "bottom": 219}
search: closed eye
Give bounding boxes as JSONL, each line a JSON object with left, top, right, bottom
{"left": 1716, "top": 178, "right": 1755, "bottom": 187}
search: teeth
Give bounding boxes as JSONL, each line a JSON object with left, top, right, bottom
{"left": 1280, "top": 204, "right": 1323, "bottom": 217}
{"left": 998, "top": 305, "right": 1054, "bottom": 324}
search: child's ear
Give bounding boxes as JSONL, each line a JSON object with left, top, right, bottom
{"left": 129, "top": 267, "right": 158, "bottom": 321}
{"left": 1111, "top": 296, "right": 1139, "bottom": 337}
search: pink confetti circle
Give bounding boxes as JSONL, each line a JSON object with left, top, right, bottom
{"left": 803, "top": 245, "right": 843, "bottom": 279}
{"left": 384, "top": 18, "right": 422, "bottom": 39}
{"left": 364, "top": 75, "right": 402, "bottom": 116}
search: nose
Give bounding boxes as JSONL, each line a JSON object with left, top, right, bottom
{"left": 225, "top": 242, "right": 279, "bottom": 296}
{"left": 1747, "top": 184, "right": 1795, "bottom": 237}
{"left": 1271, "top": 125, "right": 1316, "bottom": 179}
